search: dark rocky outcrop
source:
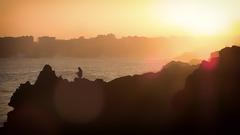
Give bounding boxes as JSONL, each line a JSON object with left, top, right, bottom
{"left": 3, "top": 45, "right": 240, "bottom": 134}
{"left": 173, "top": 46, "right": 240, "bottom": 134}
{"left": 2, "top": 60, "right": 196, "bottom": 134}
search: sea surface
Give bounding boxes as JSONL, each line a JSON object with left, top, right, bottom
{"left": 0, "top": 57, "right": 165, "bottom": 127}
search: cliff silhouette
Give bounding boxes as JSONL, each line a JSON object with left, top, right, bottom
{"left": 173, "top": 46, "right": 240, "bottom": 134}
{"left": 1, "top": 46, "right": 240, "bottom": 134}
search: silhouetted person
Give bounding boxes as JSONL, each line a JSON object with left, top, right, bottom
{"left": 77, "top": 67, "right": 83, "bottom": 78}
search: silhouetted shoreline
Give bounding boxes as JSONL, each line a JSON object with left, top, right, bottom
{"left": 1, "top": 46, "right": 240, "bottom": 134}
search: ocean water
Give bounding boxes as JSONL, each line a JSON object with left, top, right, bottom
{"left": 0, "top": 58, "right": 164, "bottom": 126}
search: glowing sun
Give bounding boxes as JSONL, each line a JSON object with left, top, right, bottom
{"left": 153, "top": 2, "right": 229, "bottom": 36}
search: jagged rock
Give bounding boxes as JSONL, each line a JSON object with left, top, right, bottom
{"left": 173, "top": 46, "right": 240, "bottom": 133}
{"left": 35, "top": 64, "right": 58, "bottom": 86}
{"left": 5, "top": 44, "right": 240, "bottom": 135}
{"left": 1, "top": 56, "right": 201, "bottom": 134}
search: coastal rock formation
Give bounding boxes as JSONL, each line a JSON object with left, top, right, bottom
{"left": 2, "top": 61, "right": 196, "bottom": 134}
{"left": 3, "top": 45, "right": 240, "bottom": 134}
{"left": 173, "top": 46, "right": 240, "bottom": 134}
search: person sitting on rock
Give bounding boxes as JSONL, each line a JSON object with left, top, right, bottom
{"left": 76, "top": 67, "right": 83, "bottom": 78}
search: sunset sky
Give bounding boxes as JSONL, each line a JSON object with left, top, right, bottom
{"left": 1, "top": 0, "right": 240, "bottom": 39}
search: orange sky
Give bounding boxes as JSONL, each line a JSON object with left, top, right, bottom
{"left": 1, "top": 0, "right": 240, "bottom": 39}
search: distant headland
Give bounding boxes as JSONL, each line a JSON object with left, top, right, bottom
{"left": 0, "top": 34, "right": 166, "bottom": 58}
{"left": 0, "top": 34, "right": 221, "bottom": 59}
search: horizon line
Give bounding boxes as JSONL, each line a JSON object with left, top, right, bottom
{"left": 0, "top": 33, "right": 229, "bottom": 41}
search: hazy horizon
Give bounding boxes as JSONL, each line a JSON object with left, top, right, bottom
{"left": 1, "top": 34, "right": 238, "bottom": 60}
{"left": 1, "top": 0, "right": 240, "bottom": 38}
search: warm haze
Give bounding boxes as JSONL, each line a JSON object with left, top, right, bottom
{"left": 1, "top": 0, "right": 240, "bottom": 38}
{"left": 1, "top": 0, "right": 240, "bottom": 59}
{"left": 2, "top": 1, "right": 240, "bottom": 134}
